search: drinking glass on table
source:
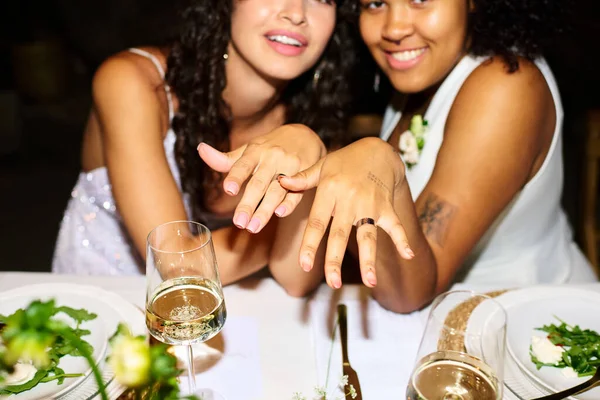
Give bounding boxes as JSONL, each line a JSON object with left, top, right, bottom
{"left": 145, "top": 221, "right": 227, "bottom": 394}
{"left": 407, "top": 290, "right": 507, "bottom": 400}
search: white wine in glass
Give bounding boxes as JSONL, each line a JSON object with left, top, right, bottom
{"left": 147, "top": 277, "right": 225, "bottom": 344}
{"left": 146, "top": 221, "right": 226, "bottom": 394}
{"left": 406, "top": 351, "right": 500, "bottom": 400}
{"left": 406, "top": 291, "right": 506, "bottom": 400}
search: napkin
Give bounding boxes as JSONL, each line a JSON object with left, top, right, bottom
{"left": 309, "top": 296, "right": 427, "bottom": 399}
{"left": 174, "top": 316, "right": 262, "bottom": 400}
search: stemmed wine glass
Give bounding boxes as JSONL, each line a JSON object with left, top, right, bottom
{"left": 407, "top": 290, "right": 507, "bottom": 400}
{"left": 145, "top": 221, "right": 227, "bottom": 394}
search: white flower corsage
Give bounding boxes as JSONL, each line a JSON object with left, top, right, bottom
{"left": 398, "top": 115, "right": 428, "bottom": 169}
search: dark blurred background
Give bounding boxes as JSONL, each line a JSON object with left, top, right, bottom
{"left": 1, "top": 1, "right": 600, "bottom": 273}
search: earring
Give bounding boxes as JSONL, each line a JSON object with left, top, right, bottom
{"left": 373, "top": 72, "right": 380, "bottom": 93}
{"left": 312, "top": 69, "right": 321, "bottom": 90}
{"left": 223, "top": 53, "right": 229, "bottom": 61}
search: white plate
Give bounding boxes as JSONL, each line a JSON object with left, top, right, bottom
{"left": 0, "top": 290, "right": 107, "bottom": 399}
{"left": 0, "top": 283, "right": 146, "bottom": 400}
{"left": 490, "top": 287, "right": 600, "bottom": 400}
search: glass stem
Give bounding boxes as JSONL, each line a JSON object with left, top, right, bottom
{"left": 187, "top": 344, "right": 196, "bottom": 394}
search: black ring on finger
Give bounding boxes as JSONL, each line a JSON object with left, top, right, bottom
{"left": 275, "top": 173, "right": 287, "bottom": 181}
{"left": 355, "top": 217, "right": 376, "bottom": 228}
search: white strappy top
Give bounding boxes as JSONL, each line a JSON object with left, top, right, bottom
{"left": 379, "top": 54, "right": 596, "bottom": 285}
{"left": 52, "top": 48, "right": 229, "bottom": 276}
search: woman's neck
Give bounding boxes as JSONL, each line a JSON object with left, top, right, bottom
{"left": 401, "top": 50, "right": 470, "bottom": 117}
{"left": 403, "top": 85, "right": 438, "bottom": 116}
{"left": 403, "top": 52, "right": 469, "bottom": 116}
{"left": 222, "top": 45, "right": 286, "bottom": 134}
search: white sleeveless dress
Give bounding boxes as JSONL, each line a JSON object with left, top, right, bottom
{"left": 52, "top": 48, "right": 231, "bottom": 276}
{"left": 380, "top": 55, "right": 597, "bottom": 285}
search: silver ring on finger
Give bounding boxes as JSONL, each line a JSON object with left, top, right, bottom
{"left": 355, "top": 217, "right": 376, "bottom": 228}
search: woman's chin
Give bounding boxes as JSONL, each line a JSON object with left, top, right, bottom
{"left": 387, "top": 74, "right": 434, "bottom": 94}
{"left": 262, "top": 68, "right": 308, "bottom": 84}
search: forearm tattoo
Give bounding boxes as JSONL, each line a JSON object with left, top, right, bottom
{"left": 367, "top": 171, "right": 391, "bottom": 194}
{"left": 418, "top": 193, "right": 457, "bottom": 248}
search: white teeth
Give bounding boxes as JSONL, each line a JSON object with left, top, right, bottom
{"left": 267, "top": 35, "right": 303, "bottom": 47}
{"left": 391, "top": 48, "right": 426, "bottom": 62}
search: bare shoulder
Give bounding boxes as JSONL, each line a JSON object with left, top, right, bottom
{"left": 438, "top": 56, "right": 557, "bottom": 191}
{"left": 447, "top": 56, "right": 555, "bottom": 148}
{"left": 92, "top": 48, "right": 166, "bottom": 103}
{"left": 457, "top": 56, "right": 552, "bottom": 110}
{"left": 90, "top": 48, "right": 170, "bottom": 144}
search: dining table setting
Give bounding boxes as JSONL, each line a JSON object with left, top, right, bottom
{"left": 0, "top": 221, "right": 599, "bottom": 400}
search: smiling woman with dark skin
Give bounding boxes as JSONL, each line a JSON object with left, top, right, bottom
{"left": 201, "top": 0, "right": 597, "bottom": 312}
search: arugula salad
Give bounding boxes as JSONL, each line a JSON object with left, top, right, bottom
{"left": 530, "top": 317, "right": 600, "bottom": 378}
{"left": 0, "top": 300, "right": 97, "bottom": 396}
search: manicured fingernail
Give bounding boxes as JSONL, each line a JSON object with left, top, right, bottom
{"left": 197, "top": 142, "right": 205, "bottom": 151}
{"left": 276, "top": 174, "right": 287, "bottom": 182}
{"left": 224, "top": 182, "right": 239, "bottom": 195}
{"left": 300, "top": 254, "right": 312, "bottom": 272}
{"left": 274, "top": 205, "right": 286, "bottom": 217}
{"left": 246, "top": 218, "right": 261, "bottom": 233}
{"left": 233, "top": 212, "right": 249, "bottom": 229}
{"left": 366, "top": 270, "right": 377, "bottom": 286}
{"left": 331, "top": 274, "right": 342, "bottom": 289}
{"left": 405, "top": 245, "right": 415, "bottom": 258}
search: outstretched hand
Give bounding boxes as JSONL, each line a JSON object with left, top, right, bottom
{"left": 279, "top": 137, "right": 415, "bottom": 289}
{"left": 198, "top": 124, "right": 326, "bottom": 233}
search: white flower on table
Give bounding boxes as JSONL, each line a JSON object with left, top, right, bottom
{"left": 292, "top": 374, "right": 357, "bottom": 400}
{"left": 339, "top": 375, "right": 348, "bottom": 386}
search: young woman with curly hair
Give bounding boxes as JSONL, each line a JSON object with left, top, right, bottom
{"left": 52, "top": 0, "right": 358, "bottom": 294}
{"left": 206, "top": 0, "right": 597, "bottom": 311}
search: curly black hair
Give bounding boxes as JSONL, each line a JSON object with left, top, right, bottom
{"left": 165, "top": 0, "right": 359, "bottom": 223}
{"left": 468, "top": 0, "right": 567, "bottom": 72}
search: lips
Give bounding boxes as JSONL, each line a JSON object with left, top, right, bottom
{"left": 391, "top": 48, "right": 426, "bottom": 62}
{"left": 264, "top": 29, "right": 308, "bottom": 56}
{"left": 265, "top": 30, "right": 308, "bottom": 46}
{"left": 384, "top": 47, "right": 427, "bottom": 70}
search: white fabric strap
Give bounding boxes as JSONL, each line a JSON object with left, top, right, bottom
{"left": 127, "top": 48, "right": 175, "bottom": 121}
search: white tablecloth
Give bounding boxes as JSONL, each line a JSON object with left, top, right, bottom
{"left": 0, "top": 273, "right": 346, "bottom": 399}
{"left": 1, "top": 272, "right": 599, "bottom": 400}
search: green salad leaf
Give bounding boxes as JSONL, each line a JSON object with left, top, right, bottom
{"left": 0, "top": 300, "right": 97, "bottom": 395}
{"left": 530, "top": 316, "right": 600, "bottom": 377}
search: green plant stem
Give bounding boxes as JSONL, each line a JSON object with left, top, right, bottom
{"left": 324, "top": 318, "right": 339, "bottom": 391}
{"left": 58, "top": 328, "right": 108, "bottom": 400}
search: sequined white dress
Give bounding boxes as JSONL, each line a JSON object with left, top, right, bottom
{"left": 52, "top": 48, "right": 185, "bottom": 275}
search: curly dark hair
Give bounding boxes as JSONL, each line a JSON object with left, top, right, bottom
{"left": 165, "top": 0, "right": 359, "bottom": 223}
{"left": 467, "top": 0, "right": 567, "bottom": 72}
